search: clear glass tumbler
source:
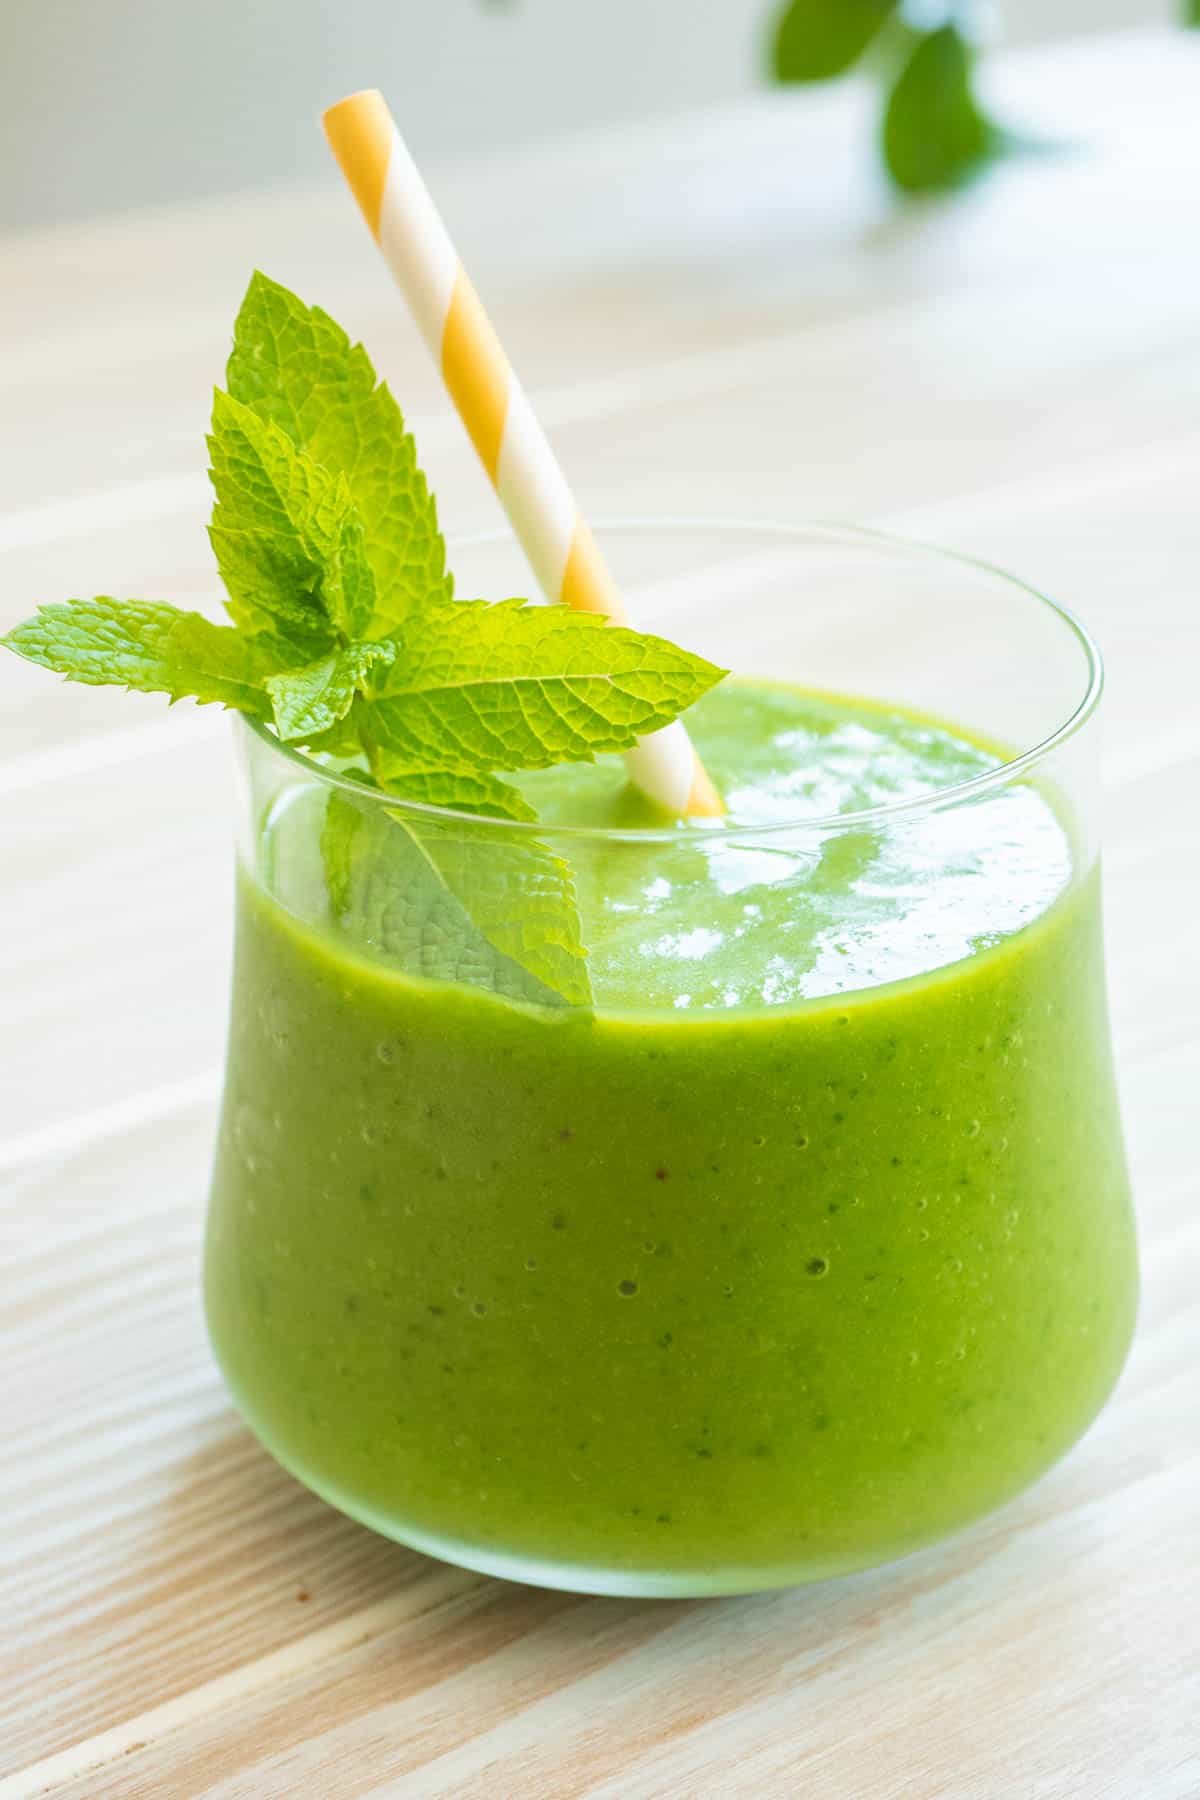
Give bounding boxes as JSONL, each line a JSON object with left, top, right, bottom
{"left": 205, "top": 520, "right": 1137, "bottom": 1597}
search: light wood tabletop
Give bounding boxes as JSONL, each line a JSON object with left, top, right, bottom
{"left": 2, "top": 27, "right": 1197, "bottom": 1799}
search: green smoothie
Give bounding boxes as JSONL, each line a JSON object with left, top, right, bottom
{"left": 205, "top": 681, "right": 1136, "bottom": 1593}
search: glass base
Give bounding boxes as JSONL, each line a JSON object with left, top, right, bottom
{"left": 215, "top": 1356, "right": 1092, "bottom": 1600}
{"left": 229, "top": 1416, "right": 908, "bottom": 1598}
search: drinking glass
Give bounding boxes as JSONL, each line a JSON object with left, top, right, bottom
{"left": 205, "top": 520, "right": 1136, "bottom": 1597}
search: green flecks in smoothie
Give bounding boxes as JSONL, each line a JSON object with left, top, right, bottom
{"left": 205, "top": 679, "right": 1137, "bottom": 1587}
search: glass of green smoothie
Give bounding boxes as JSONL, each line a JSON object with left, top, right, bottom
{"left": 204, "top": 517, "right": 1137, "bottom": 1598}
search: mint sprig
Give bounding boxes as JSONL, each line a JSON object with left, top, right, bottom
{"left": 2, "top": 273, "right": 726, "bottom": 1004}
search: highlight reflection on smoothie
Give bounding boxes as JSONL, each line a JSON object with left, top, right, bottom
{"left": 205, "top": 678, "right": 1136, "bottom": 1594}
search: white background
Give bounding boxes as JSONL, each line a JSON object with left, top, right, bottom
{"left": 0, "top": 0, "right": 1165, "bottom": 229}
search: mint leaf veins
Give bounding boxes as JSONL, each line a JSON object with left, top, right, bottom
{"left": 208, "top": 388, "right": 375, "bottom": 647}
{"left": 322, "top": 790, "right": 590, "bottom": 1007}
{"left": 3, "top": 598, "right": 277, "bottom": 713}
{"left": 228, "top": 271, "right": 454, "bottom": 630}
{"left": 1, "top": 273, "right": 726, "bottom": 1004}
{"left": 359, "top": 599, "right": 720, "bottom": 775}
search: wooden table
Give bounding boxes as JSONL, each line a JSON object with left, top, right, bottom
{"left": 3, "top": 28, "right": 1197, "bottom": 1798}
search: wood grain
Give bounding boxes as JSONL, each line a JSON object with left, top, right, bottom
{"left": 1, "top": 28, "right": 1197, "bottom": 1799}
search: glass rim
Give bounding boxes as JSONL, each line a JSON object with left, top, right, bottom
{"left": 242, "top": 515, "right": 1104, "bottom": 844}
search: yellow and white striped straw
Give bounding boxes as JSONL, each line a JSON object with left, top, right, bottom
{"left": 322, "top": 89, "right": 723, "bottom": 819}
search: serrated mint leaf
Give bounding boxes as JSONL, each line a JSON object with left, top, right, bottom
{"left": 361, "top": 599, "right": 725, "bottom": 774}
{"left": 208, "top": 388, "right": 375, "bottom": 645}
{"left": 165, "top": 612, "right": 286, "bottom": 711}
{"left": 321, "top": 790, "right": 591, "bottom": 1006}
{"left": 2, "top": 598, "right": 275, "bottom": 713}
{"left": 771, "top": 0, "right": 896, "bottom": 82}
{"left": 265, "top": 639, "right": 394, "bottom": 742}
{"left": 370, "top": 755, "right": 537, "bottom": 822}
{"left": 324, "top": 512, "right": 377, "bottom": 640}
{"left": 4, "top": 598, "right": 178, "bottom": 692}
{"left": 228, "top": 273, "right": 453, "bottom": 629}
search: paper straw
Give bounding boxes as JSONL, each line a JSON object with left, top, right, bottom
{"left": 322, "top": 89, "right": 723, "bottom": 819}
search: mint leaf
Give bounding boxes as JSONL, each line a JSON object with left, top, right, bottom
{"left": 208, "top": 389, "right": 374, "bottom": 645}
{"left": 300, "top": 715, "right": 371, "bottom": 758}
{"left": 882, "top": 25, "right": 999, "bottom": 193}
{"left": 369, "top": 755, "right": 537, "bottom": 822}
{"left": 4, "top": 598, "right": 179, "bottom": 692}
{"left": 265, "top": 640, "right": 394, "bottom": 741}
{"left": 166, "top": 613, "right": 288, "bottom": 711}
{"left": 321, "top": 790, "right": 591, "bottom": 1006}
{"left": 2, "top": 598, "right": 275, "bottom": 713}
{"left": 228, "top": 273, "right": 453, "bottom": 630}
{"left": 771, "top": 0, "right": 895, "bottom": 82}
{"left": 361, "top": 599, "right": 725, "bottom": 774}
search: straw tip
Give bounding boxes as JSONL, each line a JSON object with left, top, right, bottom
{"left": 321, "top": 89, "right": 387, "bottom": 136}
{"left": 323, "top": 87, "right": 383, "bottom": 117}
{"left": 321, "top": 91, "right": 396, "bottom": 238}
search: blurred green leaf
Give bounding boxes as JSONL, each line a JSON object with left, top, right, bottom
{"left": 1185, "top": 0, "right": 1200, "bottom": 24}
{"left": 882, "top": 24, "right": 999, "bottom": 193}
{"left": 771, "top": 0, "right": 897, "bottom": 81}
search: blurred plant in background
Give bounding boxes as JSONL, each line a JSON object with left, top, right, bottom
{"left": 487, "top": 2, "right": 1198, "bottom": 202}
{"left": 768, "top": 1, "right": 1004, "bottom": 193}
{"left": 771, "top": 0, "right": 1200, "bottom": 193}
